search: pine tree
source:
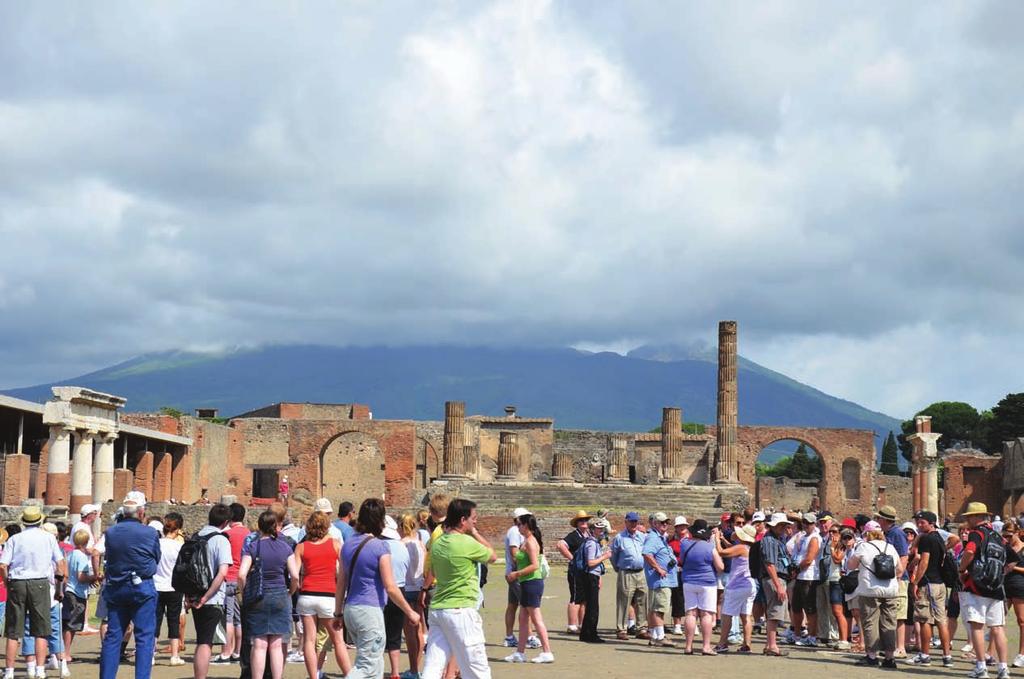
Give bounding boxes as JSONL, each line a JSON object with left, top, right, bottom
{"left": 880, "top": 430, "right": 900, "bottom": 475}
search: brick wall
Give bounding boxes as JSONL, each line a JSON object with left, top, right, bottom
{"left": 943, "top": 451, "right": 1005, "bottom": 518}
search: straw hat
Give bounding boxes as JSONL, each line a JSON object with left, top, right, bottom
{"left": 21, "top": 506, "right": 43, "bottom": 525}
{"left": 961, "top": 502, "right": 990, "bottom": 517}
{"left": 569, "top": 510, "right": 592, "bottom": 526}
{"left": 736, "top": 524, "right": 757, "bottom": 543}
{"left": 874, "top": 505, "right": 898, "bottom": 522}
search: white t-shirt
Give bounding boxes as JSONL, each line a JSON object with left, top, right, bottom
{"left": 155, "top": 537, "right": 183, "bottom": 592}
{"left": 854, "top": 539, "right": 899, "bottom": 598}
{"left": 404, "top": 539, "right": 426, "bottom": 592}
{"left": 504, "top": 525, "right": 524, "bottom": 575}
{"left": 794, "top": 531, "right": 821, "bottom": 581}
{"left": 197, "top": 526, "right": 233, "bottom": 605}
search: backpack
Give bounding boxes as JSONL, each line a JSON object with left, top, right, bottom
{"left": 816, "top": 535, "right": 833, "bottom": 583}
{"left": 940, "top": 548, "right": 961, "bottom": 590}
{"left": 865, "top": 542, "right": 896, "bottom": 580}
{"left": 172, "top": 531, "right": 226, "bottom": 598}
{"left": 572, "top": 536, "right": 598, "bottom": 574}
{"left": 968, "top": 526, "right": 1006, "bottom": 592}
{"left": 748, "top": 539, "right": 763, "bottom": 579}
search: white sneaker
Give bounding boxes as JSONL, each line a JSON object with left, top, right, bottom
{"left": 526, "top": 636, "right": 542, "bottom": 649}
{"left": 531, "top": 652, "right": 555, "bottom": 664}
{"left": 1014, "top": 655, "right": 1024, "bottom": 668}
{"left": 673, "top": 624, "right": 683, "bottom": 635}
{"left": 60, "top": 667, "right": 70, "bottom": 679}
{"left": 286, "top": 651, "right": 305, "bottom": 663}
{"left": 504, "top": 652, "right": 526, "bottom": 663}
{"left": 503, "top": 635, "right": 517, "bottom": 647}
{"left": 33, "top": 670, "right": 45, "bottom": 679}
{"left": 968, "top": 667, "right": 990, "bottom": 679}
{"left": 47, "top": 656, "right": 59, "bottom": 671}
{"left": 169, "top": 657, "right": 186, "bottom": 666}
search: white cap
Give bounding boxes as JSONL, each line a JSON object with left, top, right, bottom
{"left": 513, "top": 507, "right": 531, "bottom": 519}
{"left": 80, "top": 503, "right": 100, "bottom": 517}
{"left": 652, "top": 511, "right": 669, "bottom": 523}
{"left": 901, "top": 521, "right": 918, "bottom": 534}
{"left": 382, "top": 515, "right": 400, "bottom": 540}
{"left": 314, "top": 498, "right": 334, "bottom": 514}
{"left": 124, "top": 491, "right": 147, "bottom": 507}
{"left": 752, "top": 511, "right": 766, "bottom": 522}
{"left": 674, "top": 515, "right": 689, "bottom": 526}
{"left": 148, "top": 520, "right": 164, "bottom": 533}
{"left": 767, "top": 512, "right": 792, "bottom": 527}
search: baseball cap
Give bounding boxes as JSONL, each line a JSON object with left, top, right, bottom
{"left": 589, "top": 518, "right": 610, "bottom": 531}
{"left": 802, "top": 512, "right": 817, "bottom": 524}
{"left": 314, "top": 498, "right": 334, "bottom": 514}
{"left": 513, "top": 507, "right": 532, "bottom": 519}
{"left": 652, "top": 511, "right": 668, "bottom": 523}
{"left": 624, "top": 511, "right": 641, "bottom": 522}
{"left": 767, "top": 512, "right": 792, "bottom": 527}
{"left": 901, "top": 521, "right": 918, "bottom": 534}
{"left": 80, "top": 503, "right": 100, "bottom": 517}
{"left": 124, "top": 490, "right": 147, "bottom": 507}
{"left": 674, "top": 515, "right": 689, "bottom": 527}
{"left": 751, "top": 511, "right": 766, "bottom": 523}
{"left": 720, "top": 512, "right": 732, "bottom": 522}
{"left": 841, "top": 518, "right": 857, "bottom": 529}
{"left": 863, "top": 520, "right": 882, "bottom": 533}
{"left": 913, "top": 510, "right": 938, "bottom": 525}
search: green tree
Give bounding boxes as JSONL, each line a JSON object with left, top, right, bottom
{"left": 159, "top": 406, "right": 184, "bottom": 419}
{"left": 879, "top": 430, "right": 900, "bottom": 475}
{"left": 988, "top": 393, "right": 1024, "bottom": 451}
{"left": 756, "top": 443, "right": 822, "bottom": 479}
{"left": 899, "top": 401, "right": 981, "bottom": 454}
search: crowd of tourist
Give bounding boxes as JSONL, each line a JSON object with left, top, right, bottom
{"left": 0, "top": 491, "right": 1021, "bottom": 679}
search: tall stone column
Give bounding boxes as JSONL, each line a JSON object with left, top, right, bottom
{"left": 70, "top": 430, "right": 96, "bottom": 517}
{"left": 45, "top": 426, "right": 73, "bottom": 506}
{"left": 925, "top": 459, "right": 939, "bottom": 515}
{"left": 908, "top": 415, "right": 941, "bottom": 515}
{"left": 134, "top": 451, "right": 154, "bottom": 501}
{"left": 912, "top": 464, "right": 922, "bottom": 511}
{"left": 496, "top": 432, "right": 519, "bottom": 480}
{"left": 607, "top": 436, "right": 630, "bottom": 484}
{"left": 92, "top": 433, "right": 117, "bottom": 504}
{"left": 551, "top": 451, "right": 573, "bottom": 482}
{"left": 660, "top": 407, "right": 686, "bottom": 484}
{"left": 441, "top": 401, "right": 466, "bottom": 478}
{"left": 715, "top": 320, "right": 739, "bottom": 483}
{"left": 170, "top": 448, "right": 192, "bottom": 502}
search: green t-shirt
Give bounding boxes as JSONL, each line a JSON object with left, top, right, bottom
{"left": 429, "top": 532, "right": 491, "bottom": 610}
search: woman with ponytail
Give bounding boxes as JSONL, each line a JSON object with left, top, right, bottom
{"left": 504, "top": 514, "right": 554, "bottom": 664}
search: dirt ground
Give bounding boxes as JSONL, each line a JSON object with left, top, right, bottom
{"left": 60, "top": 568, "right": 1020, "bottom": 678}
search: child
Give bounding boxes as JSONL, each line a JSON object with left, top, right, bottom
{"left": 62, "top": 530, "right": 97, "bottom": 673}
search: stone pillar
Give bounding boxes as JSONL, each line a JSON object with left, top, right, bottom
{"left": 496, "top": 432, "right": 519, "bottom": 480}
{"left": 3, "top": 454, "right": 31, "bottom": 504}
{"left": 35, "top": 438, "right": 48, "bottom": 500}
{"left": 134, "top": 451, "right": 154, "bottom": 500}
{"left": 551, "top": 451, "right": 573, "bottom": 482}
{"left": 926, "top": 459, "right": 939, "bottom": 515}
{"left": 92, "top": 433, "right": 117, "bottom": 504}
{"left": 715, "top": 320, "right": 739, "bottom": 483}
{"left": 908, "top": 415, "right": 941, "bottom": 515}
{"left": 170, "top": 448, "right": 192, "bottom": 503}
{"left": 153, "top": 451, "right": 172, "bottom": 502}
{"left": 441, "top": 401, "right": 466, "bottom": 478}
{"left": 113, "top": 469, "right": 133, "bottom": 502}
{"left": 660, "top": 407, "right": 686, "bottom": 484}
{"left": 70, "top": 430, "right": 96, "bottom": 518}
{"left": 607, "top": 436, "right": 630, "bottom": 484}
{"left": 45, "top": 426, "right": 72, "bottom": 506}
{"left": 912, "top": 465, "right": 922, "bottom": 512}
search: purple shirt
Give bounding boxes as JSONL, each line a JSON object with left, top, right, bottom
{"left": 242, "top": 536, "right": 294, "bottom": 593}
{"left": 341, "top": 534, "right": 390, "bottom": 607}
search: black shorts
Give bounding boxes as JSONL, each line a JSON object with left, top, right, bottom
{"left": 156, "top": 591, "right": 183, "bottom": 639}
{"left": 568, "top": 570, "right": 585, "bottom": 605}
{"left": 792, "top": 580, "right": 819, "bottom": 614}
{"left": 507, "top": 580, "right": 522, "bottom": 606}
{"left": 61, "top": 593, "right": 87, "bottom": 632}
{"left": 194, "top": 604, "right": 224, "bottom": 646}
{"left": 383, "top": 600, "right": 405, "bottom": 652}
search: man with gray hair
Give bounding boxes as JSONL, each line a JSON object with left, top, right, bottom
{"left": 99, "top": 497, "right": 160, "bottom": 679}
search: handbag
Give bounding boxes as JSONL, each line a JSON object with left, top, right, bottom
{"left": 243, "top": 538, "right": 265, "bottom": 605}
{"left": 840, "top": 569, "right": 860, "bottom": 595}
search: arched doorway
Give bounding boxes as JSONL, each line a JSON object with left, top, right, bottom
{"left": 414, "top": 437, "right": 440, "bottom": 490}
{"left": 754, "top": 439, "right": 824, "bottom": 512}
{"left": 320, "top": 432, "right": 386, "bottom": 502}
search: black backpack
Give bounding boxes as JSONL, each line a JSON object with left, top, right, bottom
{"left": 940, "top": 548, "right": 961, "bottom": 590}
{"left": 748, "top": 539, "right": 763, "bottom": 579}
{"left": 816, "top": 535, "right": 833, "bottom": 583}
{"left": 968, "top": 526, "right": 1006, "bottom": 592}
{"left": 172, "top": 531, "right": 226, "bottom": 598}
{"left": 865, "top": 542, "right": 896, "bottom": 580}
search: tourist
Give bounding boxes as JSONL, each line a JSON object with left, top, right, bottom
{"left": 759, "top": 512, "right": 793, "bottom": 656}
{"left": 188, "top": 503, "right": 233, "bottom": 679}
{"left": 849, "top": 520, "right": 902, "bottom": 668}
{"left": 419, "top": 498, "right": 495, "bottom": 679}
{"left": 910, "top": 510, "right": 952, "bottom": 667}
{"left": 678, "top": 519, "right": 723, "bottom": 655}
{"left": 503, "top": 513, "right": 553, "bottom": 663}
{"left": 642, "top": 512, "right": 678, "bottom": 648}
{"left": 577, "top": 518, "right": 611, "bottom": 644}
{"left": 790, "top": 513, "right": 822, "bottom": 647}
{"left": 610, "top": 511, "right": 649, "bottom": 640}
{"left": 0, "top": 529, "right": 7, "bottom": 632}
{"left": 335, "top": 501, "right": 357, "bottom": 542}
{"left": 59, "top": 529, "right": 95, "bottom": 676}
{"left": 874, "top": 506, "right": 910, "bottom": 657}
{"left": 716, "top": 523, "right": 757, "bottom": 653}
{"left": 96, "top": 498, "right": 159, "bottom": 679}
{"left": 1002, "top": 519, "right": 1024, "bottom": 667}
{"left": 237, "top": 510, "right": 300, "bottom": 679}
{"left": 555, "top": 510, "right": 591, "bottom": 634}
{"left": 958, "top": 502, "right": 1010, "bottom": 679}
{"left": 212, "top": 502, "right": 250, "bottom": 666}
{"left": 154, "top": 513, "right": 185, "bottom": 667}
{"left": 415, "top": 510, "right": 431, "bottom": 545}
{"left": 382, "top": 516, "right": 411, "bottom": 679}
{"left": 668, "top": 516, "right": 689, "bottom": 635}
{"left": 401, "top": 513, "right": 427, "bottom": 679}
{"left": 902, "top": 521, "right": 921, "bottom": 653}
{"left": 294, "top": 511, "right": 350, "bottom": 679}
{"left": 502, "top": 509, "right": 536, "bottom": 649}
{"left": 334, "top": 498, "right": 420, "bottom": 679}
{"left": 838, "top": 527, "right": 864, "bottom": 652}
{"left": 278, "top": 475, "right": 290, "bottom": 505}
{"left": 299, "top": 499, "right": 346, "bottom": 543}
{"left": 825, "top": 523, "right": 851, "bottom": 650}
{"left": 22, "top": 523, "right": 63, "bottom": 679}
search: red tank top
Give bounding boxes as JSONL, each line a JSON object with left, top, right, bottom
{"left": 300, "top": 539, "right": 339, "bottom": 595}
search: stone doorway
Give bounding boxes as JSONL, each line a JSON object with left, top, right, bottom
{"left": 753, "top": 438, "right": 823, "bottom": 511}
{"left": 414, "top": 437, "right": 440, "bottom": 490}
{"left": 320, "top": 431, "right": 386, "bottom": 503}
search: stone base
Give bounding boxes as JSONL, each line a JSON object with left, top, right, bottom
{"left": 549, "top": 477, "right": 575, "bottom": 484}
{"left": 658, "top": 479, "right": 687, "bottom": 486}
{"left": 605, "top": 479, "right": 631, "bottom": 485}
{"left": 493, "top": 475, "right": 519, "bottom": 483}
{"left": 439, "top": 474, "right": 469, "bottom": 481}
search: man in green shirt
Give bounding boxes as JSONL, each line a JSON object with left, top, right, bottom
{"left": 421, "top": 499, "right": 496, "bottom": 679}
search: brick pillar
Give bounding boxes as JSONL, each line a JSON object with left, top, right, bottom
{"left": 496, "top": 432, "right": 519, "bottom": 480}
{"left": 134, "top": 451, "right": 154, "bottom": 500}
{"left": 441, "top": 401, "right": 466, "bottom": 478}
{"left": 607, "top": 436, "right": 630, "bottom": 484}
{"left": 715, "top": 320, "right": 739, "bottom": 483}
{"left": 171, "top": 448, "right": 192, "bottom": 503}
{"left": 113, "top": 469, "right": 133, "bottom": 503}
{"left": 153, "top": 451, "right": 172, "bottom": 502}
{"left": 3, "top": 454, "right": 31, "bottom": 505}
{"left": 660, "top": 407, "right": 686, "bottom": 484}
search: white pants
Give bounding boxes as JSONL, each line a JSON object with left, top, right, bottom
{"left": 422, "top": 608, "right": 491, "bottom": 679}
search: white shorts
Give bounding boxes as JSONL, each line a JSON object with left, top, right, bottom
{"left": 684, "top": 583, "right": 717, "bottom": 613}
{"left": 722, "top": 578, "right": 757, "bottom": 617}
{"left": 295, "top": 595, "right": 334, "bottom": 618}
{"left": 960, "top": 592, "right": 1005, "bottom": 628}
{"left": 422, "top": 608, "right": 490, "bottom": 679}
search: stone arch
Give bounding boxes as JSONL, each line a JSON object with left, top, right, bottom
{"left": 751, "top": 436, "right": 823, "bottom": 511}
{"left": 842, "top": 458, "right": 862, "bottom": 500}
{"left": 414, "top": 437, "right": 440, "bottom": 490}
{"left": 319, "top": 431, "right": 386, "bottom": 502}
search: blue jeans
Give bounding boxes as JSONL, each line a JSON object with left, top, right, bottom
{"left": 100, "top": 578, "right": 157, "bottom": 679}
{"left": 21, "top": 603, "right": 62, "bottom": 656}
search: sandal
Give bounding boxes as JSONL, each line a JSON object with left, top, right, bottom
{"left": 763, "top": 648, "right": 788, "bottom": 657}
{"left": 684, "top": 650, "right": 694, "bottom": 655}
{"left": 702, "top": 649, "right": 719, "bottom": 656}
{"left": 713, "top": 644, "right": 729, "bottom": 653}
{"left": 737, "top": 645, "right": 752, "bottom": 654}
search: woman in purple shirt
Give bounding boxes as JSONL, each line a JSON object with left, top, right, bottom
{"left": 333, "top": 499, "right": 420, "bottom": 679}
{"left": 237, "top": 510, "right": 299, "bottom": 679}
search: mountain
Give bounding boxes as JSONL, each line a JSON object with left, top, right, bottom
{"left": 3, "top": 344, "right": 901, "bottom": 461}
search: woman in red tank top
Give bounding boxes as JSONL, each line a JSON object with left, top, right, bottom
{"left": 294, "top": 511, "right": 350, "bottom": 679}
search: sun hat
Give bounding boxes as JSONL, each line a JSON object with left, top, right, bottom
{"left": 382, "top": 515, "right": 401, "bottom": 540}
{"left": 651, "top": 511, "right": 668, "bottom": 523}
{"left": 314, "top": 498, "right": 334, "bottom": 514}
{"left": 767, "top": 512, "right": 792, "bottom": 527}
{"left": 961, "top": 502, "right": 991, "bottom": 517}
{"left": 901, "top": 521, "right": 918, "bottom": 534}
{"left": 589, "top": 518, "right": 610, "bottom": 531}
{"left": 863, "top": 520, "right": 882, "bottom": 533}
{"left": 21, "top": 506, "right": 43, "bottom": 525}
{"left": 802, "top": 512, "right": 817, "bottom": 524}
{"left": 570, "top": 510, "right": 593, "bottom": 526}
{"left": 624, "top": 511, "right": 641, "bottom": 522}
{"left": 874, "top": 505, "right": 898, "bottom": 522}
{"left": 513, "top": 507, "right": 531, "bottom": 519}
{"left": 674, "top": 515, "right": 689, "bottom": 527}
{"left": 736, "top": 524, "right": 757, "bottom": 543}
{"left": 80, "top": 503, "right": 100, "bottom": 517}
{"left": 751, "top": 511, "right": 766, "bottom": 522}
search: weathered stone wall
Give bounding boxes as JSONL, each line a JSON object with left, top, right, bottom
{"left": 552, "top": 430, "right": 637, "bottom": 483}
{"left": 635, "top": 437, "right": 712, "bottom": 484}
{"left": 755, "top": 476, "right": 820, "bottom": 511}
{"left": 473, "top": 420, "right": 553, "bottom": 482}
{"left": 876, "top": 474, "right": 913, "bottom": 521}
{"left": 943, "top": 451, "right": 1007, "bottom": 519}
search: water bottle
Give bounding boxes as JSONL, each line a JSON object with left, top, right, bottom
{"left": 131, "top": 571, "right": 142, "bottom": 586}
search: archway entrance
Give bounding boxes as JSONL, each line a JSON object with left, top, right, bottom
{"left": 320, "top": 431, "right": 386, "bottom": 503}
{"left": 414, "top": 437, "right": 440, "bottom": 490}
{"left": 754, "top": 439, "right": 824, "bottom": 512}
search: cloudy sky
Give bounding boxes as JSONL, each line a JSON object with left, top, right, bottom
{"left": 1, "top": 1, "right": 1022, "bottom": 418}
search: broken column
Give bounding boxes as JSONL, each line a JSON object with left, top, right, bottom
{"left": 660, "top": 407, "right": 686, "bottom": 484}
{"left": 441, "top": 401, "right": 466, "bottom": 478}
{"left": 715, "top": 320, "right": 739, "bottom": 483}
{"left": 496, "top": 432, "right": 519, "bottom": 480}
{"left": 70, "top": 430, "right": 95, "bottom": 518}
{"left": 908, "top": 415, "right": 941, "bottom": 514}
{"left": 607, "top": 436, "right": 630, "bottom": 484}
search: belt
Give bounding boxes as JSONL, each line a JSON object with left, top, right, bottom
{"left": 621, "top": 568, "right": 643, "bottom": 573}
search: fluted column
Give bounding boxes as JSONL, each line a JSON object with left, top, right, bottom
{"left": 93, "top": 433, "right": 117, "bottom": 504}
{"left": 496, "top": 432, "right": 519, "bottom": 480}
{"left": 441, "top": 401, "right": 466, "bottom": 478}
{"left": 715, "top": 320, "right": 739, "bottom": 483}
{"left": 71, "top": 430, "right": 96, "bottom": 518}
{"left": 926, "top": 459, "right": 939, "bottom": 515}
{"left": 607, "top": 436, "right": 630, "bottom": 484}
{"left": 660, "top": 407, "right": 686, "bottom": 484}
{"left": 45, "top": 426, "right": 73, "bottom": 506}
{"left": 551, "top": 451, "right": 573, "bottom": 482}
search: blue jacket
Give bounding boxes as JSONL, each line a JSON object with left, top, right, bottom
{"left": 104, "top": 518, "right": 161, "bottom": 583}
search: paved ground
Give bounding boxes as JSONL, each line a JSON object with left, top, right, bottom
{"left": 58, "top": 568, "right": 1020, "bottom": 678}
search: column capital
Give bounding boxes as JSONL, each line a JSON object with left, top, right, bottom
{"left": 97, "top": 432, "right": 119, "bottom": 444}
{"left": 77, "top": 429, "right": 99, "bottom": 440}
